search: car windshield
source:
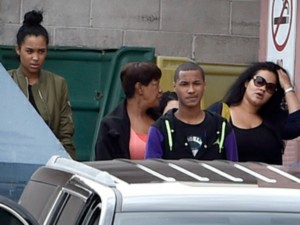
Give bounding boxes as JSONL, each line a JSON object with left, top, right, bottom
{"left": 114, "top": 212, "right": 300, "bottom": 225}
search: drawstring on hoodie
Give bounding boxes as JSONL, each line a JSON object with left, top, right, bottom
{"left": 165, "top": 118, "right": 226, "bottom": 153}
{"left": 165, "top": 120, "right": 173, "bottom": 151}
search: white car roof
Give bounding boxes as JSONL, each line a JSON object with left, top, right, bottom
{"left": 30, "top": 156, "right": 300, "bottom": 214}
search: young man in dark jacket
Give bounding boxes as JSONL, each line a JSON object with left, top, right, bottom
{"left": 145, "top": 62, "right": 238, "bottom": 161}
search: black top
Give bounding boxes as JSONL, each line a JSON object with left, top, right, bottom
{"left": 173, "top": 115, "right": 226, "bottom": 159}
{"left": 95, "top": 100, "right": 159, "bottom": 160}
{"left": 208, "top": 102, "right": 300, "bottom": 165}
{"left": 28, "top": 85, "right": 40, "bottom": 114}
{"left": 232, "top": 123, "right": 282, "bottom": 164}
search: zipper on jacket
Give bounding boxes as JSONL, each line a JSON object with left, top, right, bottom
{"left": 25, "top": 77, "right": 29, "bottom": 99}
{"left": 38, "top": 89, "right": 51, "bottom": 126}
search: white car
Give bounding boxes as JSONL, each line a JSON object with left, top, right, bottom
{"left": 16, "top": 156, "right": 300, "bottom": 225}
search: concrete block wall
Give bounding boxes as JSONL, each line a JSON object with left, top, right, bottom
{"left": 0, "top": 0, "right": 260, "bottom": 64}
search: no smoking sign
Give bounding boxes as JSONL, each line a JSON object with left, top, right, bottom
{"left": 271, "top": 0, "right": 293, "bottom": 51}
{"left": 267, "top": 0, "right": 297, "bottom": 82}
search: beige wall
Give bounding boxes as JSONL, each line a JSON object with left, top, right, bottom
{"left": 0, "top": 0, "right": 260, "bottom": 65}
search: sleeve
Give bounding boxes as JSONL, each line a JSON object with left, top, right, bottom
{"left": 224, "top": 129, "right": 239, "bottom": 161}
{"left": 95, "top": 120, "right": 115, "bottom": 160}
{"left": 145, "top": 126, "right": 164, "bottom": 159}
{"left": 59, "top": 80, "right": 76, "bottom": 159}
{"left": 281, "top": 109, "right": 300, "bottom": 140}
{"left": 222, "top": 120, "right": 238, "bottom": 162}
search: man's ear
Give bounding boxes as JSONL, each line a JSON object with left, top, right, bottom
{"left": 245, "top": 80, "right": 249, "bottom": 89}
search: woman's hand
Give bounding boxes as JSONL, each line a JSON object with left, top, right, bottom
{"left": 277, "top": 69, "right": 293, "bottom": 90}
{"left": 277, "top": 68, "right": 300, "bottom": 113}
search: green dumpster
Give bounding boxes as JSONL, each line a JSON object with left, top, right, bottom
{"left": 0, "top": 46, "right": 155, "bottom": 161}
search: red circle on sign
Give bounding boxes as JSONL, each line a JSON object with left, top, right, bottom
{"left": 271, "top": 0, "right": 293, "bottom": 51}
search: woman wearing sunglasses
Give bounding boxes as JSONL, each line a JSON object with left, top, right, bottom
{"left": 208, "top": 61, "right": 300, "bottom": 165}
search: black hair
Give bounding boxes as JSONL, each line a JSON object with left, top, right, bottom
{"left": 158, "top": 91, "right": 178, "bottom": 114}
{"left": 16, "top": 10, "right": 49, "bottom": 46}
{"left": 120, "top": 62, "right": 162, "bottom": 98}
{"left": 174, "top": 61, "right": 205, "bottom": 82}
{"left": 223, "top": 61, "right": 288, "bottom": 154}
{"left": 223, "top": 61, "right": 286, "bottom": 119}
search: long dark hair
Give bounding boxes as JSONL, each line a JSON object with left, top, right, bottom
{"left": 223, "top": 61, "right": 288, "bottom": 154}
{"left": 223, "top": 61, "right": 286, "bottom": 120}
{"left": 16, "top": 10, "right": 49, "bottom": 47}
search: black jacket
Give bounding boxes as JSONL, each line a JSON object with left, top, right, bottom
{"left": 145, "top": 109, "right": 238, "bottom": 161}
{"left": 95, "top": 100, "right": 159, "bottom": 160}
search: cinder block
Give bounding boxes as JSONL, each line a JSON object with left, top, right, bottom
{"left": 161, "top": 0, "right": 230, "bottom": 34}
{"left": 22, "top": 0, "right": 90, "bottom": 26}
{"left": 0, "top": 0, "right": 21, "bottom": 24}
{"left": 0, "top": 25, "right": 55, "bottom": 47}
{"left": 194, "top": 34, "right": 259, "bottom": 64}
{"left": 231, "top": 1, "right": 260, "bottom": 36}
{"left": 0, "top": 24, "right": 20, "bottom": 45}
{"left": 54, "top": 28, "right": 123, "bottom": 48}
{"left": 0, "top": 0, "right": 261, "bottom": 67}
{"left": 92, "top": 0, "right": 160, "bottom": 30}
{"left": 124, "top": 30, "right": 193, "bottom": 58}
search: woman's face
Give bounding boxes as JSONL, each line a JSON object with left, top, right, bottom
{"left": 16, "top": 35, "right": 48, "bottom": 76}
{"left": 244, "top": 69, "right": 277, "bottom": 107}
{"left": 142, "top": 79, "right": 162, "bottom": 108}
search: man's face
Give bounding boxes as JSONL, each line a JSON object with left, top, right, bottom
{"left": 174, "top": 70, "right": 205, "bottom": 108}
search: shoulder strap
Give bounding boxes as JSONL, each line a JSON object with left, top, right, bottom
{"left": 221, "top": 103, "right": 231, "bottom": 122}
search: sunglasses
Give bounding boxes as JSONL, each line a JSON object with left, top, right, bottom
{"left": 252, "top": 76, "right": 277, "bottom": 94}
